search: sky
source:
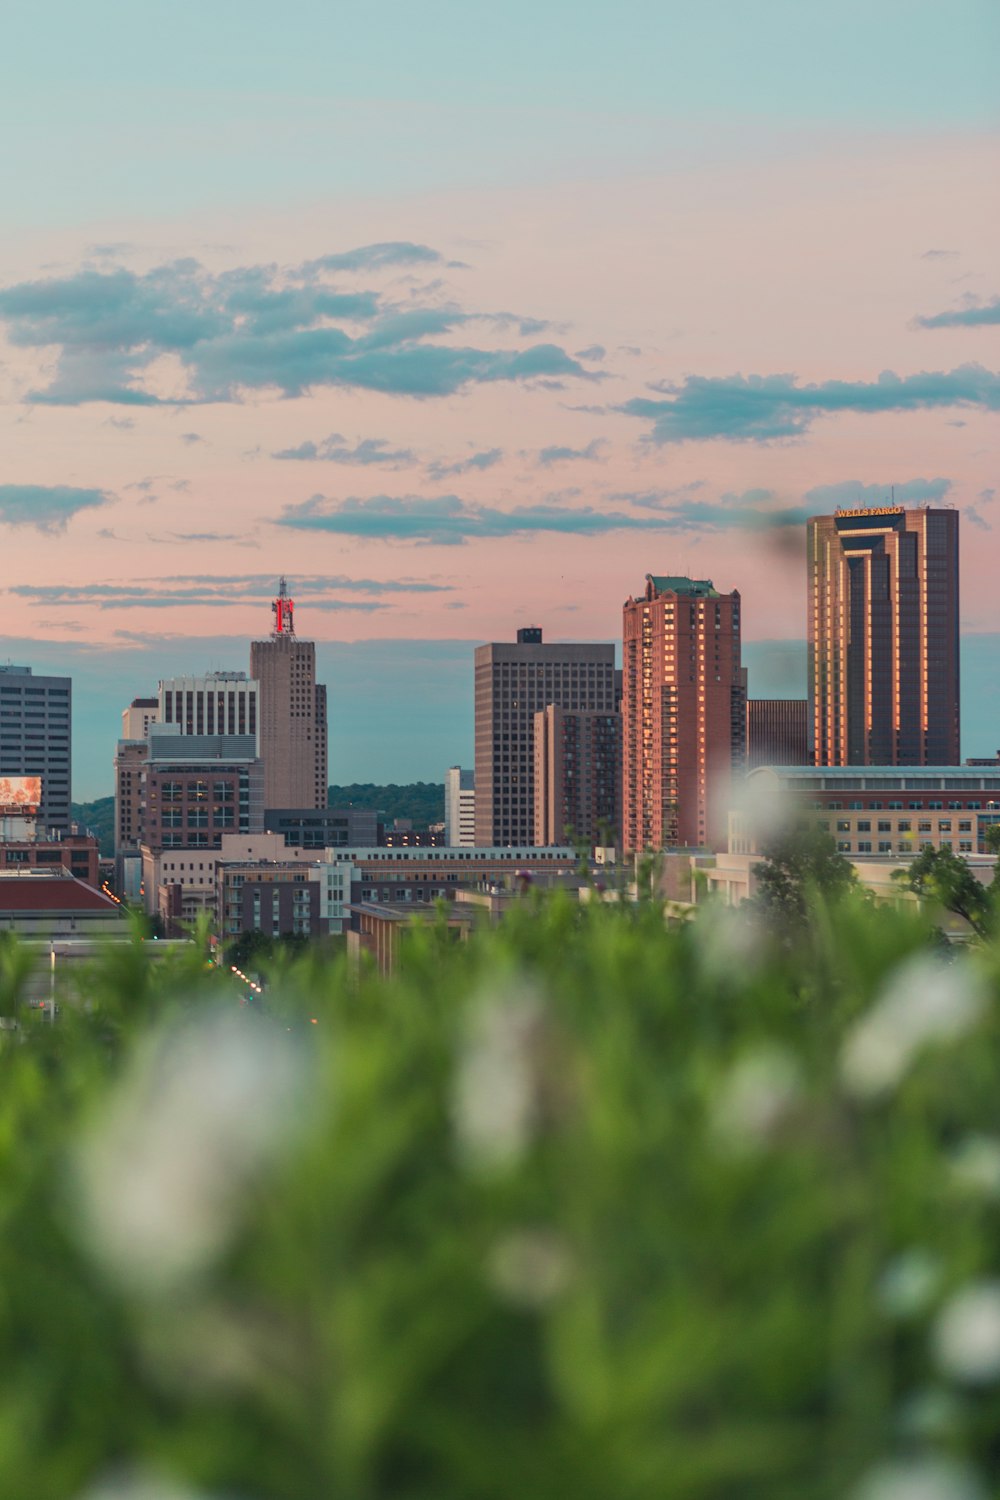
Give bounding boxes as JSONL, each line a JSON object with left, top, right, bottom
{"left": 1, "top": 0, "right": 998, "bottom": 798}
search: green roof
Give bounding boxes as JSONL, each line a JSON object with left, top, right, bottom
{"left": 647, "top": 575, "right": 719, "bottom": 598}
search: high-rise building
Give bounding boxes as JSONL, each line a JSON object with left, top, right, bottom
{"left": 533, "top": 706, "right": 621, "bottom": 847}
{"left": 444, "top": 766, "right": 475, "bottom": 846}
{"left": 158, "top": 673, "right": 258, "bottom": 746}
{"left": 0, "top": 665, "right": 72, "bottom": 834}
{"left": 808, "top": 506, "right": 960, "bottom": 765}
{"left": 746, "top": 699, "right": 809, "bottom": 770}
{"left": 121, "top": 696, "right": 159, "bottom": 740}
{"left": 474, "top": 628, "right": 617, "bottom": 846}
{"left": 250, "top": 580, "right": 328, "bottom": 810}
{"left": 622, "top": 576, "right": 745, "bottom": 852}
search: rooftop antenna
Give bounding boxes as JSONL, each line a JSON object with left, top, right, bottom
{"left": 271, "top": 576, "right": 295, "bottom": 636}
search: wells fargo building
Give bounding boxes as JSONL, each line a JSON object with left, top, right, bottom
{"left": 808, "top": 507, "right": 959, "bottom": 766}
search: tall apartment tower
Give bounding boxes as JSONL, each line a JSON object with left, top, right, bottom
{"left": 622, "top": 576, "right": 745, "bottom": 853}
{"left": 444, "top": 766, "right": 475, "bottom": 846}
{"left": 533, "top": 705, "right": 622, "bottom": 847}
{"left": 474, "top": 628, "right": 617, "bottom": 846}
{"left": 746, "top": 699, "right": 809, "bottom": 770}
{"left": 250, "top": 580, "right": 328, "bottom": 810}
{"left": 0, "top": 664, "right": 72, "bottom": 834}
{"left": 808, "top": 507, "right": 960, "bottom": 765}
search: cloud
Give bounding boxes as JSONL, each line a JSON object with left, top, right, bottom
{"left": 0, "top": 484, "right": 111, "bottom": 532}
{"left": 179, "top": 432, "right": 203, "bottom": 445}
{"left": 272, "top": 433, "right": 416, "bottom": 467}
{"left": 299, "top": 242, "right": 444, "bottom": 274}
{"left": 0, "top": 250, "right": 593, "bottom": 405}
{"left": 8, "top": 573, "right": 452, "bottom": 609}
{"left": 426, "top": 448, "right": 504, "bottom": 480}
{"left": 619, "top": 364, "right": 1000, "bottom": 443}
{"left": 921, "top": 249, "right": 959, "bottom": 260}
{"left": 276, "top": 491, "right": 808, "bottom": 545}
{"left": 915, "top": 296, "right": 1000, "bottom": 330}
{"left": 535, "top": 439, "right": 606, "bottom": 466}
{"left": 575, "top": 344, "right": 606, "bottom": 361}
{"left": 803, "top": 477, "right": 952, "bottom": 508}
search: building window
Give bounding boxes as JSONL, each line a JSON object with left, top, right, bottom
{"left": 878, "top": 841, "right": 892, "bottom": 853}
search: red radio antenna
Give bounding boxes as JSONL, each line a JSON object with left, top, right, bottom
{"left": 271, "top": 576, "right": 295, "bottom": 635}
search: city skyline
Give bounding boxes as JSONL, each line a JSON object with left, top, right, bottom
{"left": 2, "top": 2, "right": 997, "bottom": 796}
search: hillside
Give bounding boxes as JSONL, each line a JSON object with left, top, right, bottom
{"left": 328, "top": 782, "right": 445, "bottom": 827}
{"left": 71, "top": 795, "right": 114, "bottom": 856}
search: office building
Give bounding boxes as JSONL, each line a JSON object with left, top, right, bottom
{"left": 250, "top": 580, "right": 328, "bottom": 810}
{"left": 533, "top": 705, "right": 621, "bottom": 847}
{"left": 444, "top": 766, "right": 475, "bottom": 846}
{"left": 158, "top": 673, "right": 258, "bottom": 746}
{"left": 121, "top": 697, "right": 159, "bottom": 740}
{"left": 746, "top": 699, "right": 809, "bottom": 770}
{"left": 475, "top": 628, "right": 616, "bottom": 846}
{"left": 0, "top": 665, "right": 71, "bottom": 834}
{"left": 264, "top": 806, "right": 379, "bottom": 848}
{"left": 622, "top": 575, "right": 745, "bottom": 852}
{"left": 808, "top": 506, "right": 960, "bottom": 765}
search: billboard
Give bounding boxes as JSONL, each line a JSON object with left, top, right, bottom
{"left": 0, "top": 776, "right": 42, "bottom": 815}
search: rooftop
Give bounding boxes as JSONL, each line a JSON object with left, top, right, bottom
{"left": 646, "top": 575, "right": 719, "bottom": 598}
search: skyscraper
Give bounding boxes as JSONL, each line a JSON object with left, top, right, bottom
{"left": 444, "top": 766, "right": 475, "bottom": 846}
{"left": 746, "top": 699, "right": 809, "bottom": 770}
{"left": 250, "top": 580, "right": 328, "bottom": 810}
{"left": 622, "top": 576, "right": 745, "bottom": 852}
{"left": 474, "top": 628, "right": 616, "bottom": 846}
{"left": 0, "top": 664, "right": 72, "bottom": 834}
{"left": 808, "top": 506, "right": 960, "bottom": 765}
{"left": 533, "top": 705, "right": 621, "bottom": 847}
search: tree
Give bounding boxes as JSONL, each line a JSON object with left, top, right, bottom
{"left": 897, "top": 844, "right": 998, "bottom": 939}
{"left": 752, "top": 824, "right": 857, "bottom": 930}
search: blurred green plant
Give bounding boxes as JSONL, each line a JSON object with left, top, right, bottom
{"left": 1, "top": 891, "right": 1000, "bottom": 1499}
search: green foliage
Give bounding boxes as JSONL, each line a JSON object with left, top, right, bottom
{"left": 898, "top": 844, "right": 999, "bottom": 938}
{"left": 752, "top": 823, "right": 858, "bottom": 931}
{"left": 71, "top": 795, "right": 114, "bottom": 855}
{"left": 328, "top": 781, "right": 445, "bottom": 827}
{"left": 2, "top": 895, "right": 1000, "bottom": 1497}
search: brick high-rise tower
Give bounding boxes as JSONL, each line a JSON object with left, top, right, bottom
{"left": 622, "top": 576, "right": 745, "bottom": 852}
{"left": 808, "top": 506, "right": 959, "bottom": 765}
{"left": 250, "top": 579, "right": 328, "bottom": 810}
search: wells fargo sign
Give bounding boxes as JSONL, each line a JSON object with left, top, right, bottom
{"left": 835, "top": 506, "right": 905, "bottom": 518}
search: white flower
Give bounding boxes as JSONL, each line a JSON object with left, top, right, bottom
{"left": 933, "top": 1281, "right": 1000, "bottom": 1384}
{"left": 487, "top": 1228, "right": 573, "bottom": 1309}
{"left": 711, "top": 1044, "right": 801, "bottom": 1152}
{"left": 877, "top": 1250, "right": 941, "bottom": 1319}
{"left": 852, "top": 1456, "right": 986, "bottom": 1500}
{"left": 840, "top": 955, "right": 986, "bottom": 1099}
{"left": 452, "top": 981, "right": 543, "bottom": 1171}
{"left": 77, "top": 1472, "right": 228, "bottom": 1500}
{"left": 948, "top": 1135, "right": 1000, "bottom": 1199}
{"left": 73, "top": 1006, "right": 306, "bottom": 1295}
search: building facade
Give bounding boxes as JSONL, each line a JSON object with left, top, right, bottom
{"left": 533, "top": 705, "right": 622, "bottom": 847}
{"left": 158, "top": 673, "right": 258, "bottom": 746}
{"left": 474, "top": 628, "right": 616, "bottom": 846}
{"left": 622, "top": 576, "right": 745, "bottom": 853}
{"left": 0, "top": 665, "right": 72, "bottom": 834}
{"left": 264, "top": 806, "right": 379, "bottom": 848}
{"left": 746, "top": 699, "right": 809, "bottom": 770}
{"left": 444, "top": 766, "right": 475, "bottom": 846}
{"left": 250, "top": 583, "right": 328, "bottom": 810}
{"left": 121, "top": 697, "right": 159, "bottom": 740}
{"left": 808, "top": 506, "right": 960, "bottom": 765}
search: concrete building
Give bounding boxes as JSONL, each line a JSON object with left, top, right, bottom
{"left": 808, "top": 506, "right": 960, "bottom": 765}
{"left": 746, "top": 699, "right": 809, "bottom": 770}
{"left": 264, "top": 806, "right": 379, "bottom": 848}
{"left": 533, "top": 705, "right": 621, "bottom": 847}
{"left": 158, "top": 673, "right": 258, "bottom": 747}
{"left": 121, "top": 697, "right": 159, "bottom": 740}
{"left": 0, "top": 832, "right": 100, "bottom": 887}
{"left": 250, "top": 580, "right": 328, "bottom": 810}
{"left": 114, "top": 739, "right": 149, "bottom": 860}
{"left": 444, "top": 766, "right": 475, "bottom": 846}
{"left": 738, "top": 764, "right": 1000, "bottom": 857}
{"left": 0, "top": 870, "right": 127, "bottom": 938}
{"left": 475, "top": 628, "right": 616, "bottom": 846}
{"left": 622, "top": 576, "right": 745, "bottom": 853}
{"left": 0, "top": 665, "right": 72, "bottom": 834}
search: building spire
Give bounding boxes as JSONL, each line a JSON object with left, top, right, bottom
{"left": 271, "top": 577, "right": 294, "bottom": 636}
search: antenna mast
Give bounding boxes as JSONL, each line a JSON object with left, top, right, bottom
{"left": 271, "top": 577, "right": 295, "bottom": 636}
